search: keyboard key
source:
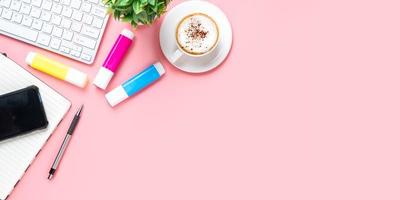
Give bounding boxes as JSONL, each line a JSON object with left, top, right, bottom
{"left": 20, "top": 3, "right": 31, "bottom": 14}
{"left": 32, "top": 19, "right": 42, "bottom": 30}
{"left": 81, "top": 2, "right": 90, "bottom": 12}
{"left": 62, "top": 30, "right": 73, "bottom": 41}
{"left": 61, "top": 18, "right": 71, "bottom": 28}
{"left": 51, "top": 14, "right": 61, "bottom": 25}
{"left": 92, "top": 17, "right": 103, "bottom": 28}
{"left": 31, "top": 0, "right": 41, "bottom": 7}
{"left": 81, "top": 53, "right": 91, "bottom": 61}
{"left": 21, "top": 15, "right": 33, "bottom": 26}
{"left": 40, "top": 11, "right": 51, "bottom": 21}
{"left": 0, "top": 18, "right": 38, "bottom": 41}
{"left": 11, "top": 12, "right": 22, "bottom": 23}
{"left": 73, "top": 35, "right": 96, "bottom": 49}
{"left": 81, "top": 25, "right": 99, "bottom": 38}
{"left": 91, "top": 6, "right": 106, "bottom": 18}
{"left": 22, "top": 0, "right": 30, "bottom": 3}
{"left": 42, "top": 0, "right": 52, "bottom": 10}
{"left": 60, "top": 0, "right": 70, "bottom": 6}
{"left": 71, "top": 21, "right": 82, "bottom": 32}
{"left": 60, "top": 46, "right": 70, "bottom": 53}
{"left": 42, "top": 23, "right": 53, "bottom": 34}
{"left": 70, "top": 0, "right": 80, "bottom": 9}
{"left": 50, "top": 37, "right": 61, "bottom": 49}
{"left": 71, "top": 45, "right": 82, "bottom": 52}
{"left": 0, "top": 0, "right": 11, "bottom": 7}
{"left": 37, "top": 33, "right": 50, "bottom": 46}
{"left": 52, "top": 26, "right": 62, "bottom": 37}
{"left": 30, "top": 7, "right": 41, "bottom": 18}
{"left": 72, "top": 9, "right": 83, "bottom": 21}
{"left": 87, "top": 0, "right": 98, "bottom": 4}
{"left": 10, "top": 0, "right": 21, "bottom": 11}
{"left": 51, "top": 4, "right": 62, "bottom": 14}
{"left": 1, "top": 9, "right": 12, "bottom": 20}
{"left": 62, "top": 6, "right": 72, "bottom": 17}
{"left": 82, "top": 14, "right": 92, "bottom": 24}
{"left": 71, "top": 50, "right": 80, "bottom": 57}
{"left": 61, "top": 40, "right": 73, "bottom": 48}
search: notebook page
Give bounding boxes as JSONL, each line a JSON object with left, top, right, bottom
{"left": 0, "top": 55, "right": 70, "bottom": 200}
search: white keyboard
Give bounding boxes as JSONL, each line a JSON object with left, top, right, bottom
{"left": 0, "top": 0, "right": 108, "bottom": 64}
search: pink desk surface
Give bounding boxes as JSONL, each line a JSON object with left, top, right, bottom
{"left": 2, "top": 0, "right": 400, "bottom": 199}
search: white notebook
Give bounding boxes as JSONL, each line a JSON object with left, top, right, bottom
{"left": 0, "top": 54, "right": 71, "bottom": 200}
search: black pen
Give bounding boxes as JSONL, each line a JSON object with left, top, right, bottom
{"left": 48, "top": 105, "right": 83, "bottom": 180}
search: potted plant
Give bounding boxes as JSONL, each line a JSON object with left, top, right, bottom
{"left": 103, "top": 0, "right": 172, "bottom": 27}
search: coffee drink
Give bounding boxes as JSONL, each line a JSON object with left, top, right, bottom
{"left": 176, "top": 13, "right": 219, "bottom": 55}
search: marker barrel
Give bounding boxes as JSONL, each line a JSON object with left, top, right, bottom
{"left": 105, "top": 62, "right": 165, "bottom": 107}
{"left": 93, "top": 29, "right": 134, "bottom": 89}
{"left": 26, "top": 52, "right": 88, "bottom": 88}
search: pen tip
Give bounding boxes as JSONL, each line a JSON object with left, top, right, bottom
{"left": 76, "top": 104, "right": 84, "bottom": 116}
{"left": 48, "top": 174, "right": 53, "bottom": 180}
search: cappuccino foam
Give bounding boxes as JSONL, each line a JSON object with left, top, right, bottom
{"left": 176, "top": 13, "right": 219, "bottom": 55}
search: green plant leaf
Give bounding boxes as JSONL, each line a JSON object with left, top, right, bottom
{"left": 117, "top": 0, "right": 133, "bottom": 6}
{"left": 132, "top": 0, "right": 143, "bottom": 14}
{"left": 104, "top": 0, "right": 170, "bottom": 27}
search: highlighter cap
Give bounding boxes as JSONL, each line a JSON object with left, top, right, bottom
{"left": 153, "top": 62, "right": 165, "bottom": 76}
{"left": 121, "top": 28, "right": 135, "bottom": 39}
{"left": 25, "top": 52, "right": 36, "bottom": 65}
{"left": 65, "top": 68, "right": 88, "bottom": 88}
{"left": 93, "top": 67, "right": 114, "bottom": 90}
{"left": 105, "top": 86, "right": 129, "bottom": 107}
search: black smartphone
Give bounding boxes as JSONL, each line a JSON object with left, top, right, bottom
{"left": 0, "top": 86, "right": 48, "bottom": 141}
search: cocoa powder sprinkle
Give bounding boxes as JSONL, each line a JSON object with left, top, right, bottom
{"left": 185, "top": 17, "right": 209, "bottom": 42}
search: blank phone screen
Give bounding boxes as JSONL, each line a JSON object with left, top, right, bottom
{"left": 0, "top": 86, "right": 48, "bottom": 141}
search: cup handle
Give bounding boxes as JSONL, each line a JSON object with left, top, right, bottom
{"left": 170, "top": 49, "right": 184, "bottom": 64}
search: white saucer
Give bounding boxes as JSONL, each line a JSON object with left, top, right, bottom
{"left": 160, "top": 0, "right": 233, "bottom": 73}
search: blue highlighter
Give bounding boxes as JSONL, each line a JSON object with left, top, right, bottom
{"left": 105, "top": 62, "right": 165, "bottom": 107}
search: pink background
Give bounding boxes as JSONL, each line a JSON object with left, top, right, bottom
{"left": 1, "top": 0, "right": 400, "bottom": 199}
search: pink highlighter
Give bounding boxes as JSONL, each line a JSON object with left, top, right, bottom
{"left": 93, "top": 29, "right": 134, "bottom": 89}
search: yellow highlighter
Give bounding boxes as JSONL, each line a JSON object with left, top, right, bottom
{"left": 26, "top": 52, "right": 88, "bottom": 88}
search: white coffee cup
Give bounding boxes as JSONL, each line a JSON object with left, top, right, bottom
{"left": 170, "top": 13, "right": 220, "bottom": 63}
